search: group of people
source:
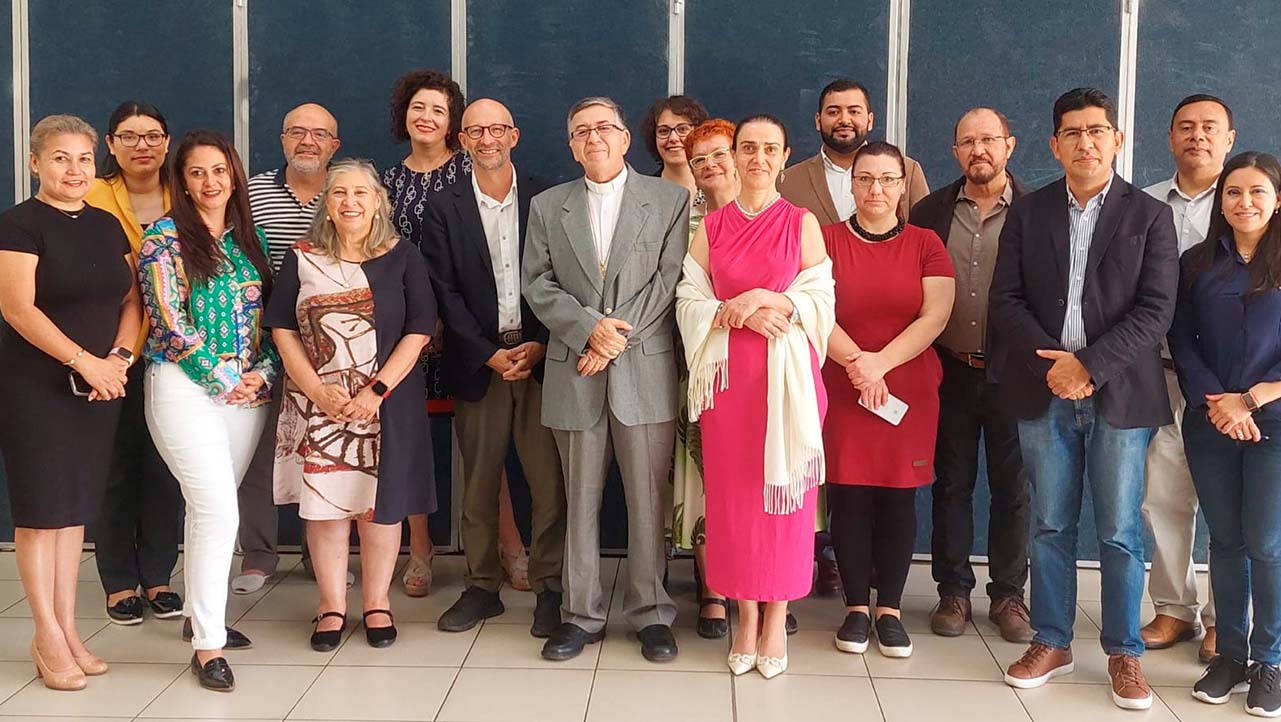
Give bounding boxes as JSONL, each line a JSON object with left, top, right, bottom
{"left": 0, "top": 68, "right": 1276, "bottom": 718}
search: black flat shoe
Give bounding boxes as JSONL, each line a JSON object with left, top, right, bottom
{"left": 107, "top": 595, "right": 145, "bottom": 626}
{"left": 531, "top": 589, "right": 562, "bottom": 639}
{"left": 310, "top": 611, "right": 346, "bottom": 652}
{"left": 190, "top": 653, "right": 234, "bottom": 692}
{"left": 697, "top": 598, "right": 729, "bottom": 640}
{"left": 438, "top": 587, "right": 504, "bottom": 632}
{"left": 786, "top": 612, "right": 798, "bottom": 635}
{"left": 363, "top": 609, "right": 397, "bottom": 648}
{"left": 541, "top": 622, "right": 605, "bottom": 661}
{"left": 147, "top": 591, "right": 184, "bottom": 619}
{"left": 638, "top": 624, "right": 678, "bottom": 662}
{"left": 182, "top": 618, "right": 254, "bottom": 650}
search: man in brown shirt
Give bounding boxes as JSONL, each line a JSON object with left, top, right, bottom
{"left": 908, "top": 107, "right": 1030, "bottom": 643}
{"left": 780, "top": 78, "right": 929, "bottom": 225}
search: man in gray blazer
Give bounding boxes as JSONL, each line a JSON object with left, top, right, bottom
{"left": 523, "top": 96, "right": 689, "bottom": 662}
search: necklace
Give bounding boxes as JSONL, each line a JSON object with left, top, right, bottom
{"left": 849, "top": 215, "right": 905, "bottom": 242}
{"left": 735, "top": 193, "right": 782, "bottom": 219}
{"left": 334, "top": 256, "right": 365, "bottom": 287}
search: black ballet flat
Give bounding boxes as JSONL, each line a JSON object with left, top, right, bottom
{"left": 363, "top": 609, "right": 397, "bottom": 648}
{"left": 310, "top": 611, "right": 346, "bottom": 652}
{"left": 698, "top": 597, "right": 730, "bottom": 639}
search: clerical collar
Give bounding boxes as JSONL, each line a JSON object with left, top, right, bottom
{"left": 585, "top": 165, "right": 628, "bottom": 195}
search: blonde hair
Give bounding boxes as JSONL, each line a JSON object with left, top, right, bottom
{"left": 304, "top": 158, "right": 398, "bottom": 259}
{"left": 29, "top": 114, "right": 97, "bottom": 170}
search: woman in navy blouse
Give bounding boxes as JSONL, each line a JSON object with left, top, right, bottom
{"left": 1170, "top": 151, "right": 1281, "bottom": 716}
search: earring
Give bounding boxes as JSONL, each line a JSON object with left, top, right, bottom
{"left": 778, "top": 170, "right": 787, "bottom": 184}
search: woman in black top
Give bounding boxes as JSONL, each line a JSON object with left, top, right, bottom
{"left": 0, "top": 115, "right": 141, "bottom": 690}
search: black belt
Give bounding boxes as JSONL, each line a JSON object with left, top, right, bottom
{"left": 499, "top": 329, "right": 524, "bottom": 348}
{"left": 1162, "top": 357, "right": 1176, "bottom": 371}
{"left": 940, "top": 347, "right": 985, "bottom": 370}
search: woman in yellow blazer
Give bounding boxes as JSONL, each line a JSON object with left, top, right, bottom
{"left": 84, "top": 101, "right": 183, "bottom": 627}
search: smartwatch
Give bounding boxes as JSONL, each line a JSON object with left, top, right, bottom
{"left": 371, "top": 380, "right": 391, "bottom": 398}
{"left": 1243, "top": 390, "right": 1262, "bottom": 414}
{"left": 110, "top": 347, "right": 135, "bottom": 365}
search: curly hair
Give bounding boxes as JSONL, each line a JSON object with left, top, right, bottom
{"left": 639, "top": 95, "right": 709, "bottom": 164}
{"left": 682, "top": 118, "right": 735, "bottom": 159}
{"left": 388, "top": 69, "right": 465, "bottom": 150}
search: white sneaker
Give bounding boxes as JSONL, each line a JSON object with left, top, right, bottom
{"left": 230, "top": 572, "right": 268, "bottom": 595}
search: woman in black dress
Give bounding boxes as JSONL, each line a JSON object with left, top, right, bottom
{"left": 266, "top": 159, "right": 436, "bottom": 651}
{"left": 0, "top": 115, "right": 142, "bottom": 690}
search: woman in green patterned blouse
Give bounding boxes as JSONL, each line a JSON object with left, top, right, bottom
{"left": 138, "top": 130, "right": 278, "bottom": 693}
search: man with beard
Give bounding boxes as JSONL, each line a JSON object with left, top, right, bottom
{"left": 1138, "top": 94, "right": 1235, "bottom": 662}
{"left": 232, "top": 103, "right": 343, "bottom": 596}
{"left": 424, "top": 99, "right": 566, "bottom": 639}
{"left": 908, "top": 107, "right": 1031, "bottom": 643}
{"left": 780, "top": 78, "right": 929, "bottom": 225}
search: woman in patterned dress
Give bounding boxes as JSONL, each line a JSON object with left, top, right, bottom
{"left": 266, "top": 159, "right": 437, "bottom": 652}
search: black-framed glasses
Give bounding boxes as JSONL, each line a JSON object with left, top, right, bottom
{"left": 656, "top": 123, "right": 694, "bottom": 140}
{"left": 110, "top": 131, "right": 167, "bottom": 148}
{"left": 283, "top": 126, "right": 335, "bottom": 142}
{"left": 954, "top": 135, "right": 1009, "bottom": 151}
{"left": 1055, "top": 125, "right": 1115, "bottom": 144}
{"left": 462, "top": 123, "right": 515, "bottom": 140}
{"left": 570, "top": 123, "right": 624, "bottom": 142}
{"left": 689, "top": 147, "right": 731, "bottom": 170}
{"left": 852, "top": 174, "right": 904, "bottom": 188}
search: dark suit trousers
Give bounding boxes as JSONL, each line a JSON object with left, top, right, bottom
{"left": 94, "top": 366, "right": 184, "bottom": 594}
{"left": 930, "top": 353, "right": 1029, "bottom": 600}
{"left": 455, "top": 373, "right": 566, "bottom": 594}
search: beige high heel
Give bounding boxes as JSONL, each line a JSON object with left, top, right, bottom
{"left": 31, "top": 641, "right": 87, "bottom": 691}
{"left": 73, "top": 653, "right": 108, "bottom": 676}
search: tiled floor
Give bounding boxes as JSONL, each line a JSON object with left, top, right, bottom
{"left": 0, "top": 551, "right": 1218, "bottom": 721}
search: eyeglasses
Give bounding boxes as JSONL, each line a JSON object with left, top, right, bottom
{"left": 570, "top": 123, "right": 624, "bottom": 142}
{"left": 462, "top": 123, "right": 515, "bottom": 140}
{"left": 954, "top": 135, "right": 1009, "bottom": 151}
{"left": 283, "top": 126, "right": 335, "bottom": 142}
{"left": 110, "top": 131, "right": 167, "bottom": 148}
{"left": 688, "top": 147, "right": 732, "bottom": 170}
{"left": 1055, "top": 125, "right": 1115, "bottom": 145}
{"left": 852, "top": 174, "right": 904, "bottom": 188}
{"left": 656, "top": 123, "right": 694, "bottom": 140}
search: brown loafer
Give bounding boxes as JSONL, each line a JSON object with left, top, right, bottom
{"left": 989, "top": 596, "right": 1034, "bottom": 643}
{"left": 930, "top": 595, "right": 971, "bottom": 637}
{"left": 1108, "top": 654, "right": 1152, "bottom": 710}
{"left": 1199, "top": 626, "right": 1218, "bottom": 663}
{"left": 815, "top": 558, "right": 842, "bottom": 597}
{"left": 1004, "top": 642, "right": 1074, "bottom": 688}
{"left": 1139, "top": 613, "right": 1200, "bottom": 649}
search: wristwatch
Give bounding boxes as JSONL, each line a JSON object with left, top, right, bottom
{"left": 371, "top": 380, "right": 391, "bottom": 398}
{"left": 110, "top": 347, "right": 135, "bottom": 365}
{"left": 1243, "top": 390, "right": 1262, "bottom": 414}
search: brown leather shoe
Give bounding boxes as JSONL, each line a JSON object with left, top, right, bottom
{"left": 1199, "top": 626, "right": 1218, "bottom": 663}
{"left": 989, "top": 596, "right": 1034, "bottom": 643}
{"left": 815, "top": 558, "right": 842, "bottom": 597}
{"left": 1139, "top": 613, "right": 1201, "bottom": 649}
{"left": 930, "top": 596, "right": 971, "bottom": 637}
{"left": 1107, "top": 654, "right": 1153, "bottom": 710}
{"left": 1004, "top": 642, "right": 1074, "bottom": 688}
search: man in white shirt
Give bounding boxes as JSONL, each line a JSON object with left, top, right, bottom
{"left": 1139, "top": 94, "right": 1236, "bottom": 662}
{"left": 423, "top": 99, "right": 565, "bottom": 640}
{"left": 523, "top": 97, "right": 689, "bottom": 663}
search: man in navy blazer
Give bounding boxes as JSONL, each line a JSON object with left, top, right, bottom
{"left": 990, "top": 88, "right": 1178, "bottom": 710}
{"left": 422, "top": 98, "right": 565, "bottom": 640}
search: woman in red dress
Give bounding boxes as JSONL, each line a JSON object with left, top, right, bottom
{"left": 822, "top": 142, "right": 955, "bottom": 659}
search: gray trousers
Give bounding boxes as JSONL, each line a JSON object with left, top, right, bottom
{"left": 553, "top": 407, "right": 677, "bottom": 634}
{"left": 455, "top": 374, "right": 566, "bottom": 594}
{"left": 235, "top": 388, "right": 306, "bottom": 573}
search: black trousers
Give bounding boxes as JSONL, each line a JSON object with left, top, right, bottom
{"left": 930, "top": 353, "right": 1029, "bottom": 600}
{"left": 92, "top": 365, "right": 184, "bottom": 594}
{"left": 829, "top": 484, "right": 917, "bottom": 609}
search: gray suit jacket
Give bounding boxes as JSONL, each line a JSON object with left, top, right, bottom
{"left": 522, "top": 168, "right": 690, "bottom": 431}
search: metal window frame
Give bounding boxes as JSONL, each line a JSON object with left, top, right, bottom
{"left": 1116, "top": 0, "right": 1140, "bottom": 180}
{"left": 11, "top": 0, "right": 27, "bottom": 202}
{"left": 886, "top": 0, "right": 910, "bottom": 148}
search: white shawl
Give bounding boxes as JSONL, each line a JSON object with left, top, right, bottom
{"left": 675, "top": 254, "right": 836, "bottom": 514}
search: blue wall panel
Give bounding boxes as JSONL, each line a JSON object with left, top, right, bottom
{"left": 685, "top": 0, "right": 890, "bottom": 164}
{"left": 908, "top": 0, "right": 1120, "bottom": 189}
{"left": 467, "top": 0, "right": 669, "bottom": 183}
{"left": 1132, "top": 4, "right": 1281, "bottom": 187}
{"left": 248, "top": 0, "right": 451, "bottom": 176}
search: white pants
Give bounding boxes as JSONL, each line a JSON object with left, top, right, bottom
{"left": 1142, "top": 368, "right": 1215, "bottom": 626}
{"left": 145, "top": 363, "right": 268, "bottom": 650}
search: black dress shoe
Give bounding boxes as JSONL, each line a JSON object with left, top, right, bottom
{"left": 147, "top": 591, "right": 184, "bottom": 619}
{"left": 697, "top": 598, "right": 729, "bottom": 640}
{"left": 182, "top": 618, "right": 254, "bottom": 650}
{"left": 786, "top": 612, "right": 798, "bottom": 635}
{"left": 363, "top": 609, "right": 397, "bottom": 648}
{"left": 541, "top": 622, "right": 605, "bottom": 661}
{"left": 107, "top": 595, "right": 145, "bottom": 625}
{"left": 438, "top": 587, "right": 504, "bottom": 632}
{"left": 638, "top": 624, "right": 678, "bottom": 662}
{"left": 531, "top": 590, "right": 562, "bottom": 639}
{"left": 310, "top": 611, "right": 346, "bottom": 652}
{"left": 190, "top": 653, "right": 234, "bottom": 692}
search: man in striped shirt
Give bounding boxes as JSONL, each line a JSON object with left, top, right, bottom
{"left": 233, "top": 103, "right": 342, "bottom": 595}
{"left": 990, "top": 88, "right": 1178, "bottom": 709}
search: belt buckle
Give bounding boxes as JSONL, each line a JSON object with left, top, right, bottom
{"left": 501, "top": 329, "right": 523, "bottom": 347}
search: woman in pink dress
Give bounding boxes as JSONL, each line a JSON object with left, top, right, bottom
{"left": 677, "top": 115, "right": 834, "bottom": 680}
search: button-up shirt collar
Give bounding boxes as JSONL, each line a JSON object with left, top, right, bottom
{"left": 1145, "top": 173, "right": 1216, "bottom": 255}
{"left": 472, "top": 169, "right": 522, "bottom": 333}
{"left": 1060, "top": 172, "right": 1115, "bottom": 352}
{"left": 821, "top": 146, "right": 856, "bottom": 222}
{"left": 584, "top": 165, "right": 628, "bottom": 273}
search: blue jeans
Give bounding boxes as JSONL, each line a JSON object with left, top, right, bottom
{"left": 1018, "top": 397, "right": 1154, "bottom": 657}
{"left": 1184, "top": 411, "right": 1281, "bottom": 665}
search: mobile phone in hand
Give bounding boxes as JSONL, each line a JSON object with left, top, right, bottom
{"left": 858, "top": 391, "right": 909, "bottom": 426}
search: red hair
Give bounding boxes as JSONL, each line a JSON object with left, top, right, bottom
{"left": 683, "top": 118, "right": 736, "bottom": 159}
